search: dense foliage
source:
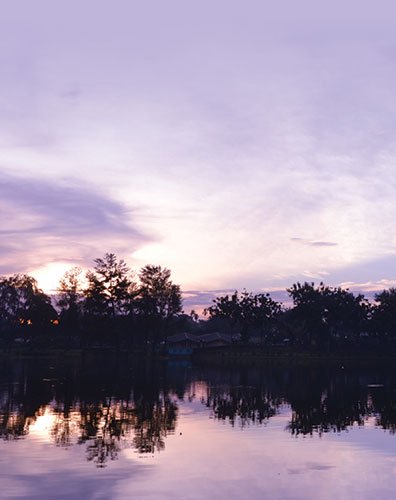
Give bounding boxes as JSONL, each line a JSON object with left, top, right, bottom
{"left": 0, "top": 254, "right": 183, "bottom": 348}
{"left": 204, "top": 290, "right": 281, "bottom": 343}
{"left": 1, "top": 256, "right": 396, "bottom": 352}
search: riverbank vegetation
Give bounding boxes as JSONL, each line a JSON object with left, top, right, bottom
{"left": 1, "top": 253, "right": 396, "bottom": 353}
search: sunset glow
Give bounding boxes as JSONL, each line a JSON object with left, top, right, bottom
{"left": 2, "top": 3, "right": 396, "bottom": 500}
{"left": 1, "top": 0, "right": 396, "bottom": 301}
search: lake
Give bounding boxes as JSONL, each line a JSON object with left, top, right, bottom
{"left": 1, "top": 353, "right": 396, "bottom": 499}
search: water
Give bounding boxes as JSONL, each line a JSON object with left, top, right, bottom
{"left": 1, "top": 353, "right": 396, "bottom": 499}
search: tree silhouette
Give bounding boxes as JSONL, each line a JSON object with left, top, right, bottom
{"left": 0, "top": 274, "right": 56, "bottom": 342}
{"left": 372, "top": 288, "right": 396, "bottom": 341}
{"left": 287, "top": 282, "right": 329, "bottom": 346}
{"left": 287, "top": 282, "right": 369, "bottom": 348}
{"left": 136, "top": 265, "right": 183, "bottom": 344}
{"left": 204, "top": 290, "right": 281, "bottom": 342}
{"left": 3, "top": 254, "right": 396, "bottom": 352}
{"left": 84, "top": 253, "right": 134, "bottom": 319}
{"left": 324, "top": 286, "right": 368, "bottom": 342}
{"left": 57, "top": 267, "right": 84, "bottom": 334}
{"left": 204, "top": 291, "right": 242, "bottom": 333}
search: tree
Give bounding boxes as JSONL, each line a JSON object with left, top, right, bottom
{"left": 287, "top": 282, "right": 331, "bottom": 346}
{"left": 57, "top": 267, "right": 84, "bottom": 332}
{"left": 372, "top": 288, "right": 396, "bottom": 341}
{"left": 136, "top": 265, "right": 183, "bottom": 344}
{"left": 323, "top": 286, "right": 368, "bottom": 342}
{"left": 84, "top": 253, "right": 134, "bottom": 319}
{"left": 204, "top": 291, "right": 241, "bottom": 333}
{"left": 250, "top": 293, "right": 282, "bottom": 344}
{"left": 287, "top": 282, "right": 368, "bottom": 347}
{"left": 190, "top": 310, "right": 199, "bottom": 323}
{"left": 204, "top": 290, "right": 281, "bottom": 343}
{"left": 0, "top": 274, "right": 57, "bottom": 340}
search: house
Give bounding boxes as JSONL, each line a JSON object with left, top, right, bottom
{"left": 197, "top": 332, "right": 233, "bottom": 348}
{"left": 166, "top": 332, "right": 201, "bottom": 355}
{"left": 166, "top": 331, "right": 234, "bottom": 355}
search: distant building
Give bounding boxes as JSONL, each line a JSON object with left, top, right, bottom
{"left": 166, "top": 331, "right": 233, "bottom": 355}
{"left": 197, "top": 332, "right": 233, "bottom": 348}
{"left": 166, "top": 333, "right": 201, "bottom": 355}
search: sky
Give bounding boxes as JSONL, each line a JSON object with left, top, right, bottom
{"left": 1, "top": 0, "right": 396, "bottom": 309}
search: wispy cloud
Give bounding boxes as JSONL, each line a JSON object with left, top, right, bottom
{"left": 182, "top": 288, "right": 292, "bottom": 314}
{"left": 302, "top": 270, "right": 330, "bottom": 279}
{"left": 291, "top": 238, "right": 338, "bottom": 247}
{"left": 339, "top": 280, "right": 396, "bottom": 293}
{"left": 1, "top": 0, "right": 396, "bottom": 291}
{"left": 60, "top": 88, "right": 82, "bottom": 100}
{"left": 0, "top": 173, "right": 150, "bottom": 274}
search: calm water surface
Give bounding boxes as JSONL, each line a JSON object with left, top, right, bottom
{"left": 1, "top": 354, "right": 396, "bottom": 499}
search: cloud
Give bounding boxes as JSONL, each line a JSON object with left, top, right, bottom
{"left": 326, "top": 254, "right": 396, "bottom": 286}
{"left": 60, "top": 88, "right": 82, "bottom": 100}
{"left": 1, "top": 0, "right": 396, "bottom": 291}
{"left": 0, "top": 173, "right": 149, "bottom": 274}
{"left": 301, "top": 270, "right": 330, "bottom": 279}
{"left": 182, "top": 288, "right": 292, "bottom": 314}
{"left": 182, "top": 290, "right": 234, "bottom": 314}
{"left": 291, "top": 238, "right": 338, "bottom": 247}
{"left": 310, "top": 242, "right": 338, "bottom": 247}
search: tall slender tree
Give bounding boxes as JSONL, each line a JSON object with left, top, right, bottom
{"left": 84, "top": 253, "right": 134, "bottom": 319}
{"left": 57, "top": 267, "right": 84, "bottom": 332}
{"left": 136, "top": 265, "right": 183, "bottom": 344}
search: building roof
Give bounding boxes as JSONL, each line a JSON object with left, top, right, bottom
{"left": 167, "top": 332, "right": 201, "bottom": 343}
{"left": 197, "top": 332, "right": 233, "bottom": 343}
{"left": 167, "top": 332, "right": 233, "bottom": 344}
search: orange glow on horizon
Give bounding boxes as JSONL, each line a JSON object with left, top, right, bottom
{"left": 30, "top": 262, "right": 86, "bottom": 294}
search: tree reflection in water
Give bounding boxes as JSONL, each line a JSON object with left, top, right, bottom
{"left": 0, "top": 354, "right": 179, "bottom": 466}
{"left": 1, "top": 355, "right": 396, "bottom": 466}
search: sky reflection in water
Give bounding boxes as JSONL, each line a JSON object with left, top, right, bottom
{"left": 1, "top": 355, "right": 396, "bottom": 499}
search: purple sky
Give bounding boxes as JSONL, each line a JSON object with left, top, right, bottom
{"left": 1, "top": 0, "right": 396, "bottom": 308}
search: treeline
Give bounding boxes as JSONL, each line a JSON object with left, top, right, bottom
{"left": 205, "top": 283, "right": 396, "bottom": 351}
{"left": 1, "top": 253, "right": 396, "bottom": 351}
{"left": 0, "top": 253, "right": 184, "bottom": 348}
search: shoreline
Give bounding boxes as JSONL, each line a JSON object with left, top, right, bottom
{"left": 2, "top": 346, "right": 396, "bottom": 363}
